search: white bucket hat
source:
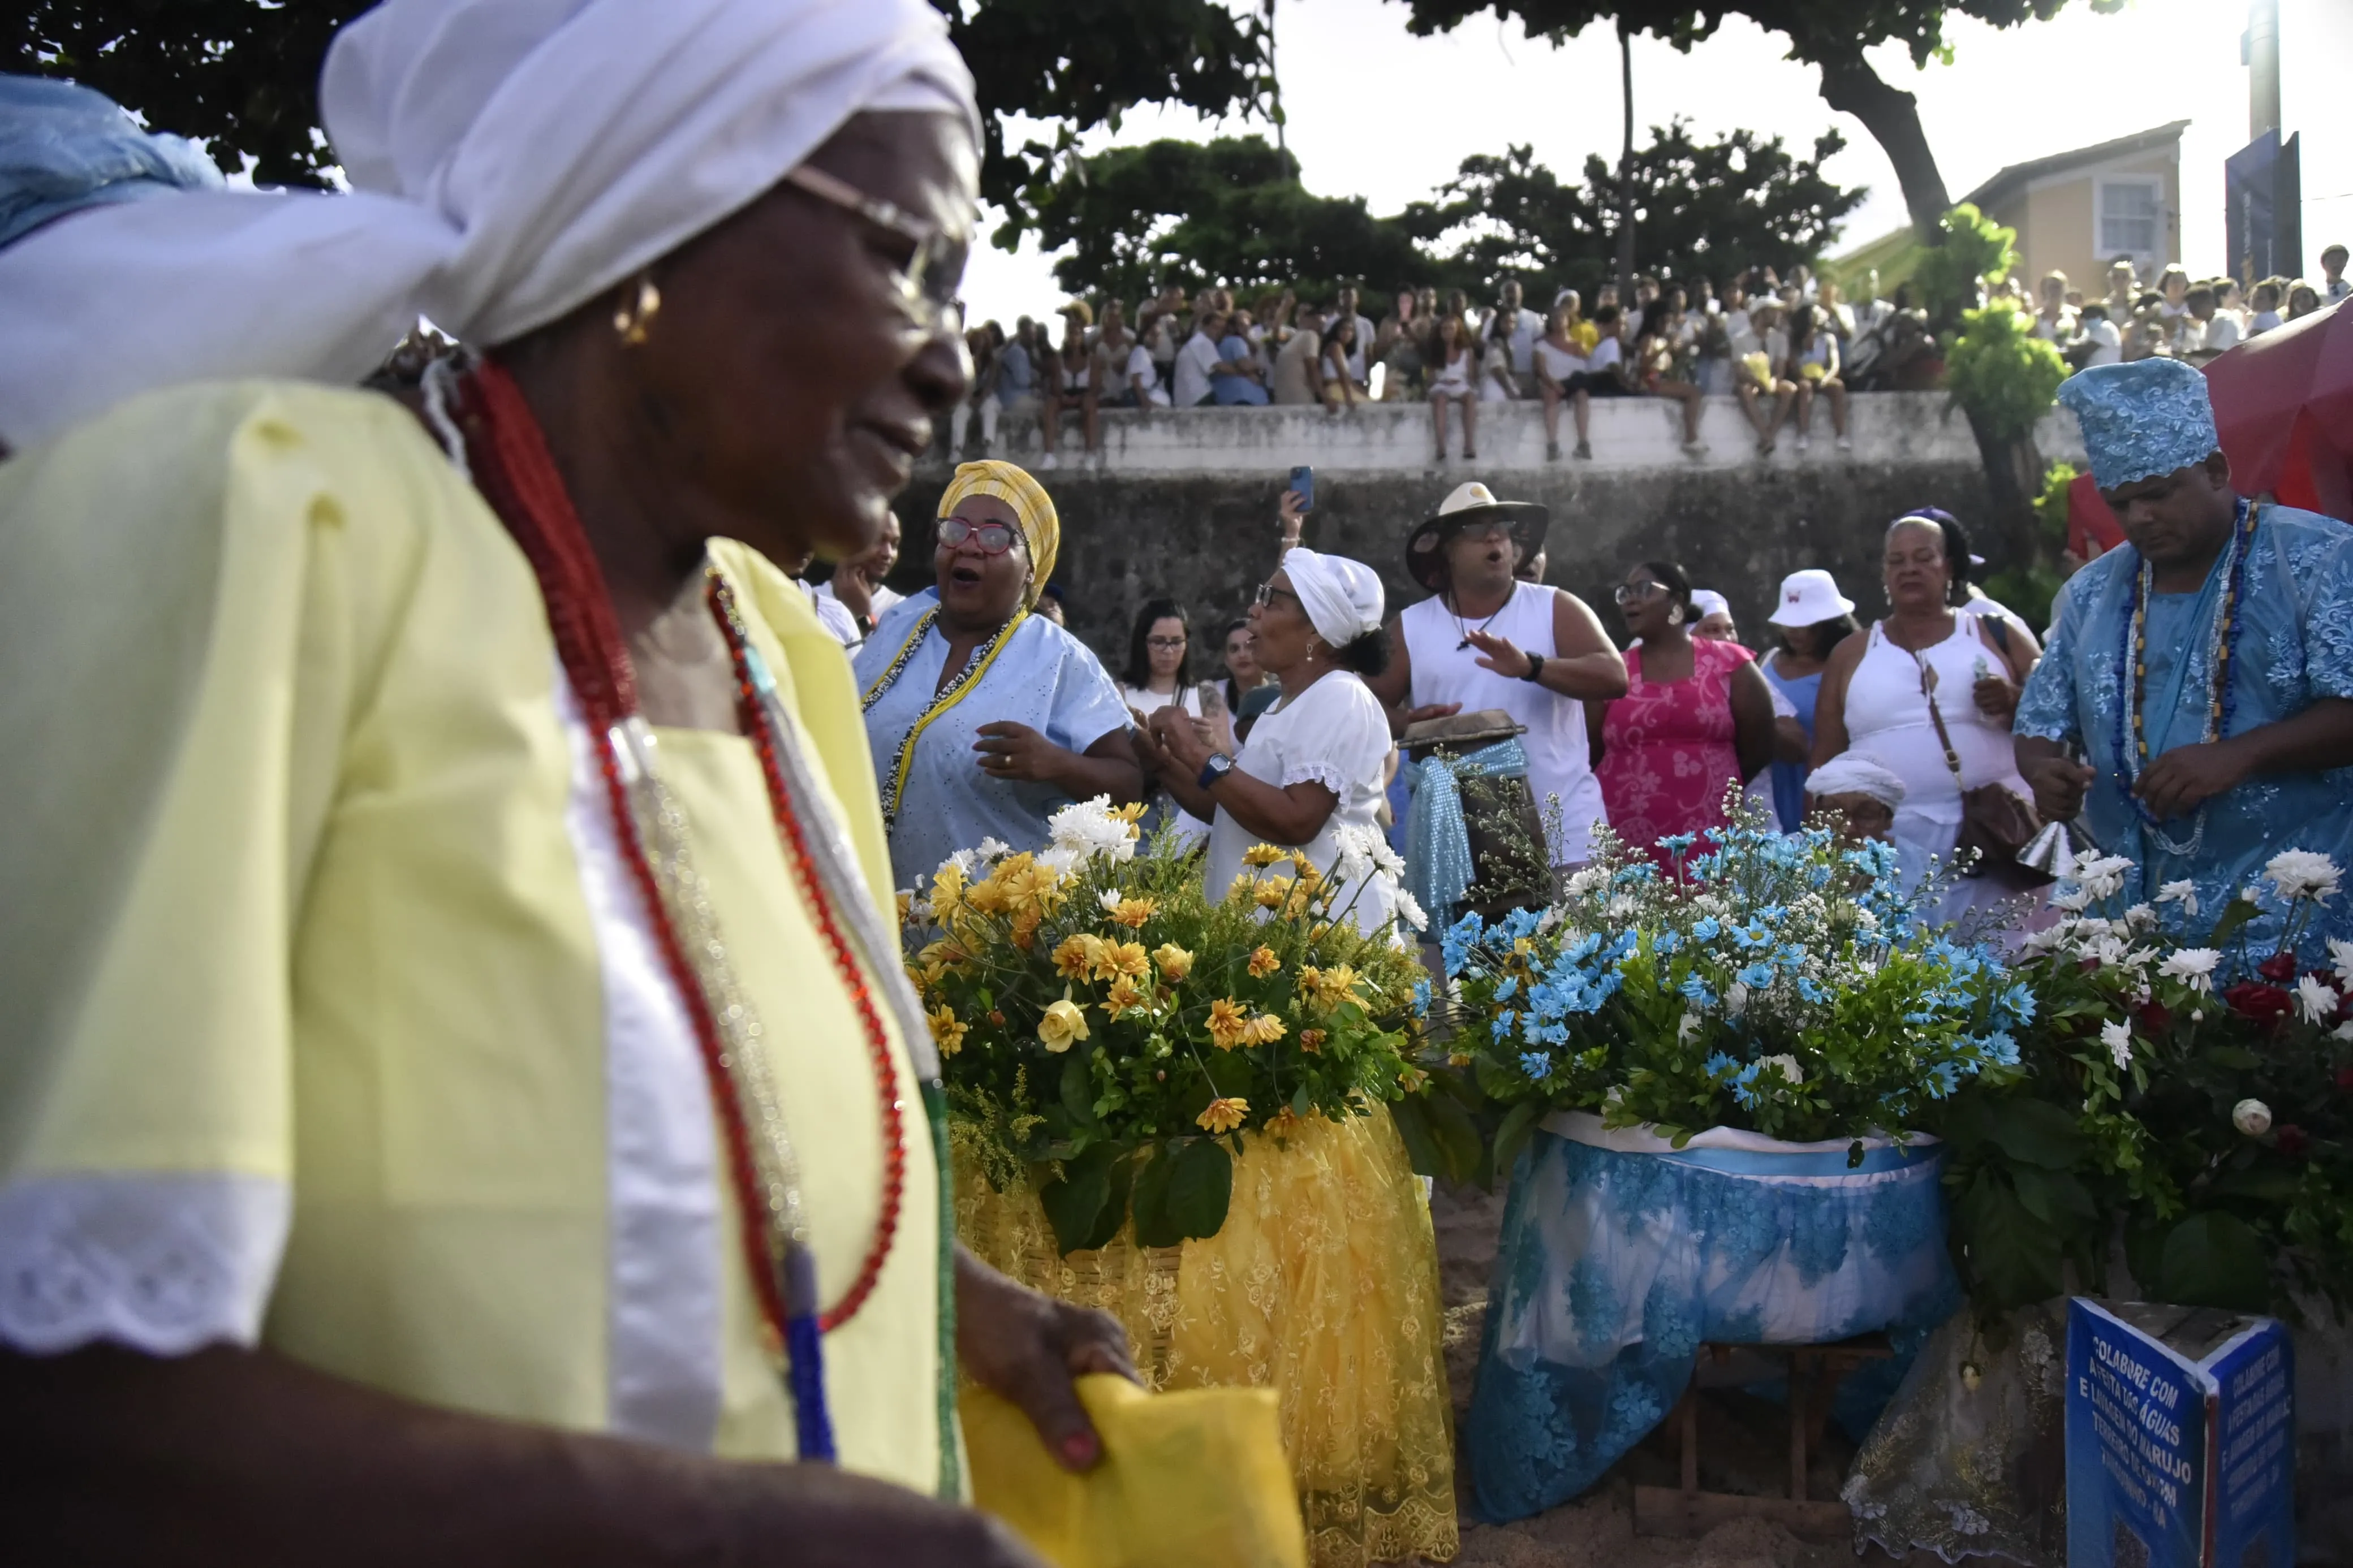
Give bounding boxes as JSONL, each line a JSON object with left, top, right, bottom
{"left": 1766, "top": 569, "right": 1857, "bottom": 628}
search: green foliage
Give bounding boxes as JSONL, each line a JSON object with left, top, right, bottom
{"left": 1036, "top": 124, "right": 1860, "bottom": 307}
{"left": 1908, "top": 203, "right": 2019, "bottom": 325}
{"left": 1980, "top": 462, "right": 2078, "bottom": 633}
{"left": 912, "top": 802, "right": 1439, "bottom": 1252}
{"left": 1937, "top": 856, "right": 2353, "bottom": 1319}
{"left": 1944, "top": 303, "right": 2067, "bottom": 443}
{"left": 1443, "top": 800, "right": 2022, "bottom": 1147}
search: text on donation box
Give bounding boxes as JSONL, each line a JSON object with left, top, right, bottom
{"left": 2065, "top": 1299, "right": 2293, "bottom": 1568}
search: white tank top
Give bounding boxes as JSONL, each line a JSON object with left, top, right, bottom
{"left": 1843, "top": 617, "right": 2029, "bottom": 831}
{"left": 1402, "top": 582, "right": 1606, "bottom": 865}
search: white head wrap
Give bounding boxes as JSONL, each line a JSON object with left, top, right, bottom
{"left": 0, "top": 0, "right": 978, "bottom": 446}
{"left": 1281, "top": 547, "right": 1385, "bottom": 650}
{"left": 1806, "top": 753, "right": 1906, "bottom": 810}
{"left": 1690, "top": 589, "right": 1731, "bottom": 621}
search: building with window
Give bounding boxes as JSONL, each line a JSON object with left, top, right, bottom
{"left": 1962, "top": 121, "right": 2187, "bottom": 291}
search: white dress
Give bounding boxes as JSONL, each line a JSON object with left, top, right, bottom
{"left": 1841, "top": 617, "right": 2033, "bottom": 924}
{"left": 1203, "top": 672, "right": 1396, "bottom": 936}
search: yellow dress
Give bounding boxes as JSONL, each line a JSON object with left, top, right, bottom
{"left": 0, "top": 382, "right": 951, "bottom": 1492}
{"left": 957, "top": 1111, "right": 1458, "bottom": 1567}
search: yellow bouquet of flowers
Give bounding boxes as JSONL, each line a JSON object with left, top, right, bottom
{"left": 906, "top": 798, "right": 1433, "bottom": 1251}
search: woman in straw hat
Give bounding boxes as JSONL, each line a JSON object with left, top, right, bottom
{"left": 0, "top": 5, "right": 1131, "bottom": 1558}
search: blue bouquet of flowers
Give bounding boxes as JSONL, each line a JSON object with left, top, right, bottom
{"left": 1444, "top": 807, "right": 2028, "bottom": 1165}
{"left": 1452, "top": 806, "right": 2022, "bottom": 1521}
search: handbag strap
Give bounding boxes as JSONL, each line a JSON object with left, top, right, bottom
{"left": 1907, "top": 630, "right": 1968, "bottom": 787}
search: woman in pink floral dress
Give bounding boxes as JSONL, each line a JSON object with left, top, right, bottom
{"left": 1587, "top": 561, "right": 1778, "bottom": 865}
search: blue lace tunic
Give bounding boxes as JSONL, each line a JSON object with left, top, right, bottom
{"left": 2012, "top": 504, "right": 2353, "bottom": 964}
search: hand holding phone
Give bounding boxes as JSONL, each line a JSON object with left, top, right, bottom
{"left": 1287, "top": 465, "right": 1315, "bottom": 514}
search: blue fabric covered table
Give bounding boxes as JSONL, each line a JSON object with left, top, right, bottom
{"left": 1465, "top": 1113, "right": 1959, "bottom": 1522}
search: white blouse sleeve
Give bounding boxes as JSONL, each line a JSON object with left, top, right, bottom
{"left": 1273, "top": 677, "right": 1391, "bottom": 796}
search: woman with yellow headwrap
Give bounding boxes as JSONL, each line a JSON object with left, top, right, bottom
{"left": 856, "top": 460, "right": 1144, "bottom": 886}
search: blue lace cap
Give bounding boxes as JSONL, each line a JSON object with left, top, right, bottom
{"left": 2057, "top": 358, "right": 2221, "bottom": 493}
{"left": 0, "top": 76, "right": 223, "bottom": 249}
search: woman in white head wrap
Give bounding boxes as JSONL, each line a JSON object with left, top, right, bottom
{"left": 0, "top": 3, "right": 1128, "bottom": 1560}
{"left": 1117, "top": 548, "right": 1466, "bottom": 1565}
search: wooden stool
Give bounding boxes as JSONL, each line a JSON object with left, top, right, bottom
{"left": 1632, "top": 1333, "right": 1894, "bottom": 1542}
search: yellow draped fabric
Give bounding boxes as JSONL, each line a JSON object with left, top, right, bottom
{"left": 956, "top": 1111, "right": 1458, "bottom": 1567}
{"left": 0, "top": 382, "right": 945, "bottom": 1487}
{"left": 962, "top": 1375, "right": 1308, "bottom": 1568}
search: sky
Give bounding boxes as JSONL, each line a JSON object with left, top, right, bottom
{"left": 960, "top": 0, "right": 2352, "bottom": 325}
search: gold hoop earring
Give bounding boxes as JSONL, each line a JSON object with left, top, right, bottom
{"left": 612, "top": 274, "right": 662, "bottom": 345}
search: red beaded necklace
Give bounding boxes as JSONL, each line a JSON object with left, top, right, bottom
{"left": 454, "top": 357, "right": 904, "bottom": 1362}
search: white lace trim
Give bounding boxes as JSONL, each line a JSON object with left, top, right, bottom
{"left": 0, "top": 1170, "right": 289, "bottom": 1355}
{"left": 1280, "top": 762, "right": 1353, "bottom": 794}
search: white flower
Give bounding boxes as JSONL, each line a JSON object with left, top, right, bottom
{"left": 1369, "top": 838, "right": 1406, "bottom": 880}
{"left": 1565, "top": 867, "right": 1606, "bottom": 898}
{"left": 1098, "top": 888, "right": 1125, "bottom": 914}
{"left": 1329, "top": 824, "right": 1377, "bottom": 887}
{"left": 1606, "top": 893, "right": 1637, "bottom": 920}
{"left": 2298, "top": 974, "right": 2340, "bottom": 1025}
{"left": 1046, "top": 797, "right": 1136, "bottom": 864}
{"left": 2157, "top": 947, "right": 2222, "bottom": 994}
{"left": 2049, "top": 885, "right": 2093, "bottom": 914}
{"left": 2336, "top": 1020, "right": 2353, "bottom": 1043}
{"left": 2155, "top": 879, "right": 2199, "bottom": 916}
{"left": 2330, "top": 938, "right": 2353, "bottom": 992}
{"left": 1678, "top": 1010, "right": 1702, "bottom": 1043}
{"left": 2075, "top": 854, "right": 2136, "bottom": 902}
{"left": 939, "top": 848, "right": 980, "bottom": 882}
{"left": 1759, "top": 1053, "right": 1804, "bottom": 1086}
{"left": 2265, "top": 849, "right": 2342, "bottom": 904}
{"left": 2100, "top": 1020, "right": 2134, "bottom": 1070}
{"left": 1393, "top": 889, "right": 1429, "bottom": 934}
{"left": 977, "top": 837, "right": 1011, "bottom": 860}
{"left": 2124, "top": 903, "right": 2158, "bottom": 931}
{"left": 2233, "top": 1099, "right": 2273, "bottom": 1137}
{"left": 1535, "top": 907, "right": 1563, "bottom": 936}
{"left": 1725, "top": 981, "right": 1751, "bottom": 1017}
{"left": 1036, "top": 845, "right": 1083, "bottom": 880}
{"left": 1854, "top": 908, "right": 1879, "bottom": 932}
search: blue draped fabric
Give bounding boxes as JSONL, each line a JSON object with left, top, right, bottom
{"left": 1464, "top": 1127, "right": 1958, "bottom": 1522}
{"left": 1761, "top": 659, "right": 1823, "bottom": 832}
{"left": 2014, "top": 503, "right": 2353, "bottom": 965}
{"left": 1404, "top": 737, "right": 1531, "bottom": 923}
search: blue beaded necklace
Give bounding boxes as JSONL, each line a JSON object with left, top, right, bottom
{"left": 2111, "top": 498, "right": 2259, "bottom": 858}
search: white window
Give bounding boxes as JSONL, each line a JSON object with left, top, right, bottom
{"left": 2096, "top": 178, "right": 2164, "bottom": 273}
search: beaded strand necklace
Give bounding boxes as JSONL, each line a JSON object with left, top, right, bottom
{"left": 449, "top": 358, "right": 921, "bottom": 1463}
{"left": 2111, "top": 498, "right": 2259, "bottom": 859}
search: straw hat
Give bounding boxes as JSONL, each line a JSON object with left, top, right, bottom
{"left": 1404, "top": 482, "right": 1549, "bottom": 592}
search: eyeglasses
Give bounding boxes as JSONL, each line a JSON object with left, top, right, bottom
{"left": 938, "top": 516, "right": 1019, "bottom": 555}
{"left": 1253, "top": 581, "right": 1302, "bottom": 608}
{"left": 1146, "top": 636, "right": 1188, "bottom": 650}
{"left": 782, "top": 163, "right": 972, "bottom": 336}
{"left": 1612, "top": 582, "right": 1667, "bottom": 605}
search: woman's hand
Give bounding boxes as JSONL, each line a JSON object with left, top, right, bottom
{"left": 1276, "top": 487, "right": 1305, "bottom": 545}
{"left": 1149, "top": 705, "right": 1214, "bottom": 773}
{"left": 973, "top": 722, "right": 1066, "bottom": 783}
{"left": 954, "top": 1250, "right": 1137, "bottom": 1472}
{"left": 1971, "top": 672, "right": 2020, "bottom": 721}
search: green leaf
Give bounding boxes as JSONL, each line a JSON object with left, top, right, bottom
{"left": 1424, "top": 1088, "right": 1485, "bottom": 1185}
{"left": 1490, "top": 1100, "right": 1544, "bottom": 1185}
{"left": 1130, "top": 1142, "right": 1181, "bottom": 1249}
{"left": 2205, "top": 1047, "right": 2263, "bottom": 1070}
{"left": 1987, "top": 1099, "right": 2086, "bottom": 1169}
{"left": 1038, "top": 1144, "right": 1114, "bottom": 1256}
{"left": 1933, "top": 1088, "right": 2000, "bottom": 1154}
{"left": 2010, "top": 1164, "right": 2098, "bottom": 1232}
{"left": 1387, "top": 1095, "right": 1443, "bottom": 1179}
{"left": 2209, "top": 1166, "right": 2304, "bottom": 1202}
{"left": 1956, "top": 1172, "right": 2064, "bottom": 1309}
{"left": 2205, "top": 897, "right": 2261, "bottom": 951}
{"left": 1162, "top": 1138, "right": 1233, "bottom": 1242}
{"left": 2158, "top": 1212, "right": 2272, "bottom": 1311}
{"left": 1058, "top": 1049, "right": 1097, "bottom": 1128}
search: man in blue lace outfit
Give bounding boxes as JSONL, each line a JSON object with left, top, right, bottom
{"left": 2014, "top": 359, "right": 2353, "bottom": 961}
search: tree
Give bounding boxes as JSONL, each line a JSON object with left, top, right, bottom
{"left": 1406, "top": 120, "right": 1862, "bottom": 297}
{"left": 7, "top": 0, "right": 1279, "bottom": 226}
{"left": 1386, "top": 0, "right": 2121, "bottom": 243}
{"left": 1029, "top": 136, "right": 1426, "bottom": 305}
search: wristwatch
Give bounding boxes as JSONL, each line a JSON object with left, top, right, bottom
{"left": 1520, "top": 653, "right": 1547, "bottom": 684}
{"left": 1197, "top": 752, "right": 1236, "bottom": 789}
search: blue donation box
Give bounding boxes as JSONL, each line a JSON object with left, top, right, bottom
{"left": 2066, "top": 1299, "right": 2293, "bottom": 1568}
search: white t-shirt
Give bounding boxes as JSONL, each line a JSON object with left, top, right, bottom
{"left": 1342, "top": 312, "right": 1376, "bottom": 382}
{"left": 1724, "top": 308, "right": 1760, "bottom": 358}
{"left": 1203, "top": 673, "right": 1395, "bottom": 937}
{"left": 1122, "top": 342, "right": 1171, "bottom": 405}
{"left": 2080, "top": 317, "right": 2122, "bottom": 365}
{"left": 816, "top": 578, "right": 902, "bottom": 636}
{"left": 798, "top": 578, "right": 862, "bottom": 649}
{"left": 1587, "top": 336, "right": 1624, "bottom": 377}
{"left": 1502, "top": 305, "right": 1544, "bottom": 374}
{"left": 2200, "top": 313, "right": 2243, "bottom": 355}
{"left": 1173, "top": 330, "right": 1223, "bottom": 408}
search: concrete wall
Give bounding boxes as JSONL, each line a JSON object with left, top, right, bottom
{"left": 882, "top": 392, "right": 2086, "bottom": 673}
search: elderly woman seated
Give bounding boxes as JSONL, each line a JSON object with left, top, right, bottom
{"left": 1806, "top": 750, "right": 1906, "bottom": 846}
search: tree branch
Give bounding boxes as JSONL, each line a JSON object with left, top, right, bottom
{"left": 1813, "top": 45, "right": 1951, "bottom": 241}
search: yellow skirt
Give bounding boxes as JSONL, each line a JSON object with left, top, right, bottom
{"left": 958, "top": 1109, "right": 1458, "bottom": 1567}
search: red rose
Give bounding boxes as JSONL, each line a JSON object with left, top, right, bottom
{"left": 2258, "top": 951, "right": 2298, "bottom": 983}
{"left": 2277, "top": 1124, "right": 2311, "bottom": 1157}
{"left": 2223, "top": 982, "right": 2295, "bottom": 1030}
{"left": 2138, "top": 1001, "right": 2173, "bottom": 1034}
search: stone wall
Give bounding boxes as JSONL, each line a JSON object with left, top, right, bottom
{"left": 878, "top": 393, "right": 2085, "bottom": 668}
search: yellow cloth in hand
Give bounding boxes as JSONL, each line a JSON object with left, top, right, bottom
{"left": 964, "top": 1374, "right": 1307, "bottom": 1568}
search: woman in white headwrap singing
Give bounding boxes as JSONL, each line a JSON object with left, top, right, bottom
{"left": 0, "top": 4, "right": 1129, "bottom": 1561}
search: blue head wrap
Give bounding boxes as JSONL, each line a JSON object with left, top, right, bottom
{"left": 0, "top": 76, "right": 223, "bottom": 249}
{"left": 2057, "top": 358, "right": 2221, "bottom": 493}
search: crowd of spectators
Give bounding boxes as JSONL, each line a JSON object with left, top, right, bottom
{"left": 942, "top": 243, "right": 2343, "bottom": 472}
